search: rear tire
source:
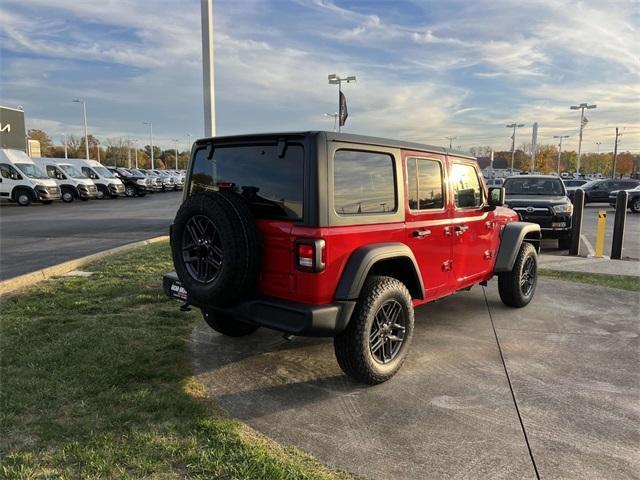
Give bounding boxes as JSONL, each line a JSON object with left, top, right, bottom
{"left": 334, "top": 276, "right": 414, "bottom": 384}
{"left": 631, "top": 197, "right": 640, "bottom": 213}
{"left": 202, "top": 310, "right": 259, "bottom": 337}
{"left": 124, "top": 185, "right": 136, "bottom": 197}
{"left": 498, "top": 242, "right": 537, "bottom": 308}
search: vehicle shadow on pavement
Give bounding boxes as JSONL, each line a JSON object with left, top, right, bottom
{"left": 190, "top": 280, "right": 639, "bottom": 479}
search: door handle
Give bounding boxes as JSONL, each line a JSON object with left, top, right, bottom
{"left": 413, "top": 229, "right": 431, "bottom": 238}
{"left": 454, "top": 225, "right": 469, "bottom": 235}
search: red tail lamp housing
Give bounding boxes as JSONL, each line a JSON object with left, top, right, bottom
{"left": 295, "top": 239, "right": 326, "bottom": 272}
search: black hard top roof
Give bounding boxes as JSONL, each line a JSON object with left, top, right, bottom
{"left": 194, "top": 131, "right": 476, "bottom": 160}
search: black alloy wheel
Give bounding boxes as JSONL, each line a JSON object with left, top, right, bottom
{"left": 369, "top": 299, "right": 406, "bottom": 364}
{"left": 520, "top": 256, "right": 536, "bottom": 297}
{"left": 181, "top": 214, "right": 223, "bottom": 284}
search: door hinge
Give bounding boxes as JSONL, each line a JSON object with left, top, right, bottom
{"left": 442, "top": 260, "right": 453, "bottom": 272}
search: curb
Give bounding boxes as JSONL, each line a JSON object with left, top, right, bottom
{"left": 0, "top": 235, "right": 169, "bottom": 297}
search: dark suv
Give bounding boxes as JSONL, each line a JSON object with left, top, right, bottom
{"left": 503, "top": 175, "right": 573, "bottom": 249}
{"left": 164, "top": 132, "right": 540, "bottom": 384}
{"left": 581, "top": 178, "right": 640, "bottom": 204}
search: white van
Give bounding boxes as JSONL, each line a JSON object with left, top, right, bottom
{"left": 0, "top": 149, "right": 61, "bottom": 206}
{"left": 65, "top": 158, "right": 125, "bottom": 199}
{"left": 33, "top": 158, "right": 98, "bottom": 202}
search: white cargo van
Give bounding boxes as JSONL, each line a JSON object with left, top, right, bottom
{"left": 33, "top": 158, "right": 98, "bottom": 202}
{"left": 0, "top": 149, "right": 61, "bottom": 206}
{"left": 65, "top": 158, "right": 125, "bottom": 199}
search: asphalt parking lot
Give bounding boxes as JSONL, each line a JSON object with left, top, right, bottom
{"left": 0, "top": 192, "right": 181, "bottom": 280}
{"left": 192, "top": 279, "right": 639, "bottom": 479}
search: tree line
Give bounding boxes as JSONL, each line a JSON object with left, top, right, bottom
{"left": 469, "top": 145, "right": 639, "bottom": 176}
{"left": 27, "top": 129, "right": 190, "bottom": 170}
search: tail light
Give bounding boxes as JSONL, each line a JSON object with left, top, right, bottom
{"left": 295, "top": 239, "right": 326, "bottom": 272}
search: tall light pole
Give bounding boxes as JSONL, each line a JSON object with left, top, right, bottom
{"left": 445, "top": 136, "right": 457, "bottom": 149}
{"left": 506, "top": 123, "right": 525, "bottom": 173}
{"left": 143, "top": 122, "right": 154, "bottom": 169}
{"left": 62, "top": 134, "right": 68, "bottom": 159}
{"left": 131, "top": 139, "right": 139, "bottom": 168}
{"left": 72, "top": 99, "right": 89, "bottom": 160}
{"left": 187, "top": 133, "right": 193, "bottom": 158}
{"left": 595, "top": 141, "right": 602, "bottom": 174}
{"left": 201, "top": 0, "right": 216, "bottom": 137}
{"left": 328, "top": 73, "right": 356, "bottom": 132}
{"left": 324, "top": 112, "right": 338, "bottom": 132}
{"left": 96, "top": 139, "right": 101, "bottom": 163}
{"left": 172, "top": 139, "right": 179, "bottom": 169}
{"left": 570, "top": 102, "right": 596, "bottom": 175}
{"left": 553, "top": 135, "right": 570, "bottom": 175}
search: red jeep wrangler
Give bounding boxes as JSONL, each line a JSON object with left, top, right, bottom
{"left": 164, "top": 132, "right": 541, "bottom": 384}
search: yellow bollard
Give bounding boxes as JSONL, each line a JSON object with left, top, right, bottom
{"left": 595, "top": 210, "right": 607, "bottom": 257}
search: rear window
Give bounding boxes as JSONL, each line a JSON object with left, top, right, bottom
{"left": 333, "top": 149, "right": 396, "bottom": 215}
{"left": 190, "top": 143, "right": 304, "bottom": 220}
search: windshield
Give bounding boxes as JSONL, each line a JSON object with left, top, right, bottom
{"left": 58, "top": 164, "right": 86, "bottom": 179}
{"left": 131, "top": 169, "right": 145, "bottom": 176}
{"left": 116, "top": 168, "right": 132, "bottom": 177}
{"left": 15, "top": 163, "right": 49, "bottom": 179}
{"left": 581, "top": 180, "right": 599, "bottom": 189}
{"left": 504, "top": 177, "right": 565, "bottom": 195}
{"left": 190, "top": 142, "right": 304, "bottom": 220}
{"left": 564, "top": 180, "right": 585, "bottom": 187}
{"left": 93, "top": 166, "right": 115, "bottom": 178}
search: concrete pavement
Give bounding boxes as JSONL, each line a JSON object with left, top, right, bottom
{"left": 0, "top": 191, "right": 180, "bottom": 280}
{"left": 539, "top": 254, "right": 640, "bottom": 277}
{"left": 191, "top": 279, "right": 640, "bottom": 479}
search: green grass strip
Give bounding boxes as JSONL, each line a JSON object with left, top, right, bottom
{"left": 0, "top": 241, "right": 351, "bottom": 479}
{"left": 539, "top": 269, "right": 640, "bottom": 292}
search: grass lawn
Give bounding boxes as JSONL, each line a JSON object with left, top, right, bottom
{"left": 0, "top": 241, "right": 351, "bottom": 479}
{"left": 539, "top": 269, "right": 640, "bottom": 292}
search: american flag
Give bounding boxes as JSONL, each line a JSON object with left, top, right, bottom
{"left": 581, "top": 116, "right": 589, "bottom": 128}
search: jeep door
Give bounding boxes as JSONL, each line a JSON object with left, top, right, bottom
{"left": 449, "top": 161, "right": 494, "bottom": 286}
{"left": 403, "top": 153, "right": 452, "bottom": 299}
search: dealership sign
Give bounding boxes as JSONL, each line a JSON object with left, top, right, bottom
{"left": 0, "top": 106, "right": 27, "bottom": 151}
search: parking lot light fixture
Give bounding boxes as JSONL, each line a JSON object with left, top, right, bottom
{"left": 72, "top": 99, "right": 90, "bottom": 160}
{"left": 506, "top": 123, "right": 525, "bottom": 173}
{"left": 143, "top": 122, "right": 154, "bottom": 169}
{"left": 553, "top": 135, "right": 570, "bottom": 175}
{"left": 187, "top": 133, "right": 193, "bottom": 157}
{"left": 172, "top": 139, "right": 179, "bottom": 169}
{"left": 570, "top": 103, "right": 597, "bottom": 175}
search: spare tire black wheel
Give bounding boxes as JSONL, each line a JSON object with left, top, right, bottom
{"left": 171, "top": 192, "right": 260, "bottom": 307}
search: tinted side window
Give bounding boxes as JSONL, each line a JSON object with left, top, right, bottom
{"left": 406, "top": 158, "right": 444, "bottom": 210}
{"left": 451, "top": 163, "right": 482, "bottom": 208}
{"left": 0, "top": 164, "right": 12, "bottom": 179}
{"left": 334, "top": 149, "right": 396, "bottom": 215}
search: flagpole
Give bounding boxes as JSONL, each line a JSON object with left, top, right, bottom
{"left": 328, "top": 73, "right": 355, "bottom": 133}
{"left": 570, "top": 102, "right": 596, "bottom": 176}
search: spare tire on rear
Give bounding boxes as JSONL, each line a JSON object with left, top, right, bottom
{"left": 171, "top": 192, "right": 260, "bottom": 307}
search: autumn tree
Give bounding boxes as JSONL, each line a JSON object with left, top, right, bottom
{"left": 27, "top": 129, "right": 53, "bottom": 156}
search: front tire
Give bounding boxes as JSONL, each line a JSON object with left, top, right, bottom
{"left": 61, "top": 190, "right": 74, "bottom": 203}
{"left": 498, "top": 242, "right": 537, "bottom": 308}
{"left": 334, "top": 276, "right": 414, "bottom": 384}
{"left": 124, "top": 185, "right": 136, "bottom": 197}
{"left": 16, "top": 192, "right": 32, "bottom": 206}
{"left": 202, "top": 310, "right": 259, "bottom": 337}
{"left": 631, "top": 197, "right": 640, "bottom": 213}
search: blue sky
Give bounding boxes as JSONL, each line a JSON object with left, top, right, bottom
{"left": 1, "top": 0, "right": 638, "bottom": 153}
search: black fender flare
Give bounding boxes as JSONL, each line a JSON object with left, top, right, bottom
{"left": 494, "top": 222, "right": 541, "bottom": 273}
{"left": 335, "top": 242, "right": 425, "bottom": 301}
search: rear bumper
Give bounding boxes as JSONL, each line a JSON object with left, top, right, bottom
{"left": 163, "top": 272, "right": 355, "bottom": 337}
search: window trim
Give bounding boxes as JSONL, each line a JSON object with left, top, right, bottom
{"left": 405, "top": 156, "right": 446, "bottom": 214}
{"left": 332, "top": 147, "right": 399, "bottom": 217}
{"left": 451, "top": 161, "right": 484, "bottom": 211}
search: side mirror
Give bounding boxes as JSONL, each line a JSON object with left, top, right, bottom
{"left": 488, "top": 186, "right": 505, "bottom": 208}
